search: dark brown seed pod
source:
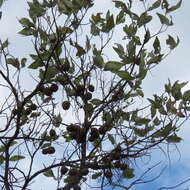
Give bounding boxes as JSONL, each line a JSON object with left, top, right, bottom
{"left": 47, "top": 146, "right": 55, "bottom": 154}
{"left": 88, "top": 135, "right": 96, "bottom": 142}
{"left": 60, "top": 166, "right": 68, "bottom": 175}
{"left": 83, "top": 92, "right": 92, "bottom": 101}
{"left": 90, "top": 128, "right": 99, "bottom": 139}
{"left": 69, "top": 131, "right": 78, "bottom": 139}
{"left": 49, "top": 129, "right": 56, "bottom": 137}
{"left": 25, "top": 108, "right": 32, "bottom": 115}
{"left": 50, "top": 83, "right": 59, "bottom": 92}
{"left": 42, "top": 148, "right": 49, "bottom": 155}
{"left": 62, "top": 101, "right": 71, "bottom": 110}
{"left": 68, "top": 168, "right": 79, "bottom": 176}
{"left": 30, "top": 103, "right": 37, "bottom": 110}
{"left": 81, "top": 168, "right": 89, "bottom": 176}
{"left": 88, "top": 85, "right": 95, "bottom": 92}
{"left": 66, "top": 124, "right": 80, "bottom": 132}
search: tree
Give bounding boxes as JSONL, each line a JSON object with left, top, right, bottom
{"left": 0, "top": 0, "right": 188, "bottom": 189}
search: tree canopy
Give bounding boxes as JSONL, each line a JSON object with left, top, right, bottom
{"left": 0, "top": 0, "right": 189, "bottom": 190}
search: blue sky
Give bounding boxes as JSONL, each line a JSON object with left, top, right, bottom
{"left": 0, "top": 0, "right": 190, "bottom": 190}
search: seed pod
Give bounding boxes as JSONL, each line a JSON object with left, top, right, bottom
{"left": 83, "top": 92, "right": 92, "bottom": 101}
{"left": 67, "top": 124, "right": 80, "bottom": 132}
{"left": 49, "top": 129, "right": 56, "bottom": 137}
{"left": 30, "top": 103, "right": 37, "bottom": 110}
{"left": 62, "top": 101, "right": 71, "bottom": 110}
{"left": 46, "top": 146, "right": 55, "bottom": 154}
{"left": 81, "top": 168, "right": 89, "bottom": 176}
{"left": 88, "top": 85, "right": 95, "bottom": 92}
{"left": 60, "top": 166, "right": 68, "bottom": 175}
{"left": 25, "top": 108, "right": 32, "bottom": 115}
{"left": 42, "top": 148, "right": 49, "bottom": 155}
{"left": 50, "top": 83, "right": 59, "bottom": 92}
{"left": 68, "top": 168, "right": 79, "bottom": 176}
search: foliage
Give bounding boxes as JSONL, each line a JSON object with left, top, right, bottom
{"left": 0, "top": 0, "right": 187, "bottom": 189}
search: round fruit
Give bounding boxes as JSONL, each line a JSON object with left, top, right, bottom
{"left": 88, "top": 135, "right": 96, "bottom": 142}
{"left": 81, "top": 168, "right": 89, "bottom": 176}
{"left": 49, "top": 129, "right": 56, "bottom": 137}
{"left": 66, "top": 124, "right": 79, "bottom": 132}
{"left": 88, "top": 85, "right": 95, "bottom": 92}
{"left": 42, "top": 148, "right": 48, "bottom": 155}
{"left": 47, "top": 146, "right": 55, "bottom": 154}
{"left": 60, "top": 166, "right": 68, "bottom": 175}
{"left": 30, "top": 103, "right": 37, "bottom": 110}
{"left": 62, "top": 101, "right": 71, "bottom": 110}
{"left": 50, "top": 83, "right": 59, "bottom": 92}
{"left": 25, "top": 108, "right": 32, "bottom": 115}
{"left": 68, "top": 168, "right": 78, "bottom": 176}
{"left": 83, "top": 92, "right": 92, "bottom": 101}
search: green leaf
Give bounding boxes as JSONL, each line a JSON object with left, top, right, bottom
{"left": 21, "top": 58, "right": 27, "bottom": 68}
{"left": 166, "top": 135, "right": 182, "bottom": 143}
{"left": 92, "top": 172, "right": 102, "bottom": 179}
{"left": 113, "top": 70, "right": 133, "bottom": 81}
{"left": 19, "top": 18, "right": 35, "bottom": 28}
{"left": 1, "top": 39, "right": 9, "bottom": 50}
{"left": 43, "top": 169, "right": 54, "bottom": 177}
{"left": 90, "top": 99, "right": 102, "bottom": 106}
{"left": 166, "top": 35, "right": 179, "bottom": 50}
{"left": 166, "top": 0, "right": 182, "bottom": 13}
{"left": 18, "top": 28, "right": 35, "bottom": 36}
{"left": 104, "top": 14, "right": 115, "bottom": 32}
{"left": 10, "top": 155, "right": 25, "bottom": 162}
{"left": 157, "top": 13, "right": 170, "bottom": 25}
{"left": 75, "top": 44, "right": 86, "bottom": 57}
{"left": 144, "top": 30, "right": 150, "bottom": 44}
{"left": 138, "top": 13, "right": 152, "bottom": 27}
{"left": 108, "top": 134, "right": 115, "bottom": 145}
{"left": 151, "top": 105, "right": 157, "bottom": 118}
{"left": 28, "top": 60, "right": 44, "bottom": 69}
{"left": 135, "top": 118, "right": 151, "bottom": 125}
{"left": 104, "top": 61, "right": 123, "bottom": 71}
{"left": 148, "top": 0, "right": 161, "bottom": 11}
{"left": 183, "top": 90, "right": 190, "bottom": 102}
{"left": 122, "top": 168, "right": 134, "bottom": 179}
{"left": 153, "top": 37, "right": 160, "bottom": 54}
{"left": 93, "top": 55, "right": 104, "bottom": 68}
{"left": 7, "top": 58, "right": 20, "bottom": 69}
{"left": 116, "top": 10, "right": 125, "bottom": 24}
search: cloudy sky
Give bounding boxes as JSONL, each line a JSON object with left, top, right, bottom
{"left": 0, "top": 0, "right": 190, "bottom": 190}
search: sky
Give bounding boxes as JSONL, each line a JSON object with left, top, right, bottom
{"left": 0, "top": 0, "right": 190, "bottom": 190}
